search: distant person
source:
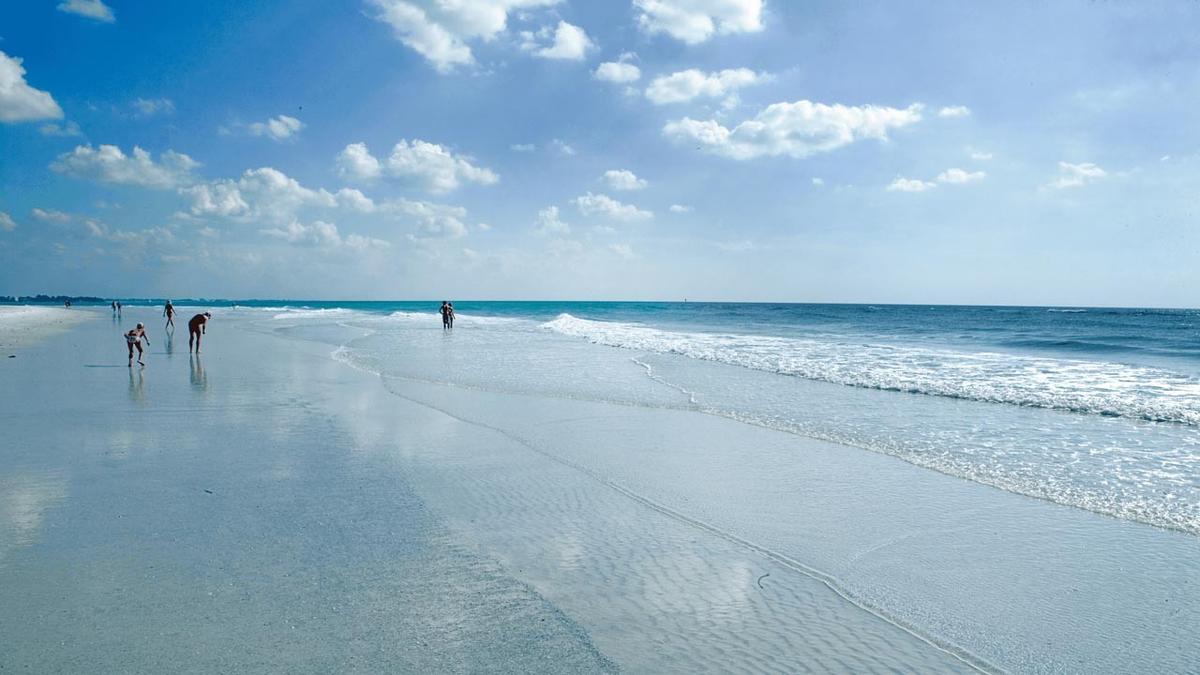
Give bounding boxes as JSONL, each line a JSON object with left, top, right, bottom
{"left": 116, "top": 300, "right": 122, "bottom": 317}
{"left": 64, "top": 299, "right": 71, "bottom": 308}
{"left": 447, "top": 302, "right": 454, "bottom": 328}
{"left": 111, "top": 300, "right": 118, "bottom": 315}
{"left": 440, "top": 301, "right": 452, "bottom": 330}
{"left": 188, "top": 312, "right": 211, "bottom": 353}
{"left": 125, "top": 323, "right": 150, "bottom": 367}
{"left": 164, "top": 300, "right": 175, "bottom": 329}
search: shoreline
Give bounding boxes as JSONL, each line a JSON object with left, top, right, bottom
{"left": 1, "top": 309, "right": 1196, "bottom": 672}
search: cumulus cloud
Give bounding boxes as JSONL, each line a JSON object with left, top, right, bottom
{"left": 573, "top": 192, "right": 653, "bottom": 221}
{"left": 366, "top": 0, "right": 560, "bottom": 72}
{"left": 936, "top": 167, "right": 985, "bottom": 184}
{"left": 635, "top": 0, "right": 763, "bottom": 44}
{"left": 937, "top": 105, "right": 971, "bottom": 118}
{"left": 133, "top": 98, "right": 175, "bottom": 117}
{"left": 40, "top": 121, "right": 82, "bottom": 137}
{"left": 669, "top": 204, "right": 692, "bottom": 213}
{"left": 249, "top": 114, "right": 304, "bottom": 141}
{"left": 185, "top": 167, "right": 342, "bottom": 223}
{"left": 534, "top": 205, "right": 570, "bottom": 235}
{"left": 0, "top": 211, "right": 16, "bottom": 231}
{"left": 57, "top": 0, "right": 114, "bottom": 22}
{"left": 811, "top": 177, "right": 824, "bottom": 186}
{"left": 0, "top": 51, "right": 64, "bottom": 122}
{"left": 337, "top": 142, "right": 383, "bottom": 180}
{"left": 31, "top": 208, "right": 73, "bottom": 223}
{"left": 603, "top": 169, "right": 647, "bottom": 191}
{"left": 1048, "top": 161, "right": 1106, "bottom": 189}
{"left": 383, "top": 198, "right": 471, "bottom": 239}
{"left": 645, "top": 68, "right": 766, "bottom": 105}
{"left": 261, "top": 220, "right": 389, "bottom": 250}
{"left": 886, "top": 177, "right": 937, "bottom": 192}
{"left": 521, "top": 21, "right": 594, "bottom": 60}
{"left": 665, "top": 100, "right": 923, "bottom": 160}
{"left": 594, "top": 53, "right": 641, "bottom": 83}
{"left": 336, "top": 139, "right": 498, "bottom": 193}
{"left": 51, "top": 144, "right": 199, "bottom": 188}
{"left": 553, "top": 139, "right": 576, "bottom": 156}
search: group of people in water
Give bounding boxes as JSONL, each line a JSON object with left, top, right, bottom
{"left": 122, "top": 300, "right": 211, "bottom": 366}
{"left": 440, "top": 301, "right": 455, "bottom": 329}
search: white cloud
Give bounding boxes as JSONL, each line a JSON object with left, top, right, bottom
{"left": 665, "top": 100, "right": 923, "bottom": 160}
{"left": 811, "top": 177, "right": 824, "bottom": 186}
{"left": 51, "top": 144, "right": 199, "bottom": 188}
{"left": 603, "top": 169, "right": 647, "bottom": 191}
{"left": 31, "top": 208, "right": 73, "bottom": 223}
{"left": 969, "top": 149, "right": 993, "bottom": 161}
{"left": 1048, "top": 161, "right": 1106, "bottom": 189}
{"left": 510, "top": 143, "right": 536, "bottom": 152}
{"left": 335, "top": 187, "right": 376, "bottom": 212}
{"left": 609, "top": 243, "right": 635, "bottom": 259}
{"left": 936, "top": 168, "right": 986, "bottom": 184}
{"left": 716, "top": 239, "right": 756, "bottom": 252}
{"left": 0, "top": 211, "right": 16, "bottom": 231}
{"left": 887, "top": 177, "right": 937, "bottom": 192}
{"left": 261, "top": 220, "right": 389, "bottom": 250}
{"left": 133, "top": 98, "right": 175, "bottom": 117}
{"left": 338, "top": 139, "right": 498, "bottom": 193}
{"left": 937, "top": 105, "right": 971, "bottom": 118}
{"left": 249, "top": 114, "right": 304, "bottom": 142}
{"left": 366, "top": 0, "right": 560, "bottom": 73}
{"left": 185, "top": 167, "right": 340, "bottom": 223}
{"left": 645, "top": 68, "right": 766, "bottom": 105}
{"left": 57, "top": 0, "right": 114, "bottom": 23}
{"left": 573, "top": 192, "right": 653, "bottom": 221}
{"left": 522, "top": 21, "right": 594, "bottom": 60}
{"left": 534, "top": 205, "right": 570, "bottom": 235}
{"left": 669, "top": 204, "right": 692, "bottom": 213}
{"left": 635, "top": 0, "right": 763, "bottom": 44}
{"left": 594, "top": 53, "right": 641, "bottom": 83}
{"left": 39, "top": 121, "right": 82, "bottom": 137}
{"left": 337, "top": 142, "right": 383, "bottom": 180}
{"left": 553, "top": 138, "right": 576, "bottom": 156}
{"left": 383, "top": 198, "right": 471, "bottom": 239}
{"left": 0, "top": 51, "right": 64, "bottom": 122}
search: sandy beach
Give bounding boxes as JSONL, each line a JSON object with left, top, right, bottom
{"left": 0, "top": 305, "right": 94, "bottom": 354}
{"left": 1, "top": 307, "right": 1196, "bottom": 673}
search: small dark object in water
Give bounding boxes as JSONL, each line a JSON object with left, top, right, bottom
{"left": 203, "top": 489, "right": 214, "bottom": 494}
{"left": 757, "top": 573, "right": 769, "bottom": 589}
{"left": 7, "top": 354, "right": 14, "bottom": 358}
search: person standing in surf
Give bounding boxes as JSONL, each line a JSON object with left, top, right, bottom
{"left": 440, "top": 301, "right": 452, "bottom": 330}
{"left": 188, "top": 312, "right": 211, "bottom": 353}
{"left": 125, "top": 323, "right": 150, "bottom": 367}
{"left": 164, "top": 300, "right": 175, "bottom": 329}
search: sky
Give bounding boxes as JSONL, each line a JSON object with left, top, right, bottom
{"left": 1, "top": 0, "right": 1198, "bottom": 306}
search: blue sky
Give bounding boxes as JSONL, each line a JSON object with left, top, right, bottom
{"left": 1, "top": 0, "right": 1198, "bottom": 305}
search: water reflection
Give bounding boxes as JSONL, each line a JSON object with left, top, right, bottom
{"left": 0, "top": 471, "right": 68, "bottom": 567}
{"left": 128, "top": 367, "right": 145, "bottom": 403}
{"left": 190, "top": 353, "right": 208, "bottom": 391}
{"left": 164, "top": 328, "right": 174, "bottom": 356}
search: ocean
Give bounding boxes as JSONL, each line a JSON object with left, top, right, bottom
{"left": 126, "top": 299, "right": 1199, "bottom": 537}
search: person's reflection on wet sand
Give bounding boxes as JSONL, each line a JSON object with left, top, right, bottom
{"left": 190, "top": 353, "right": 208, "bottom": 391}
{"left": 165, "top": 330, "right": 174, "bottom": 356}
{"left": 128, "top": 368, "right": 145, "bottom": 403}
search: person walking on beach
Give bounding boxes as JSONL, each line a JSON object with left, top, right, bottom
{"left": 111, "top": 300, "right": 118, "bottom": 316}
{"left": 188, "top": 312, "right": 211, "bottom": 353}
{"left": 440, "top": 301, "right": 452, "bottom": 330}
{"left": 116, "top": 300, "right": 122, "bottom": 317}
{"left": 125, "top": 323, "right": 150, "bottom": 366}
{"left": 164, "top": 300, "right": 175, "bottom": 329}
